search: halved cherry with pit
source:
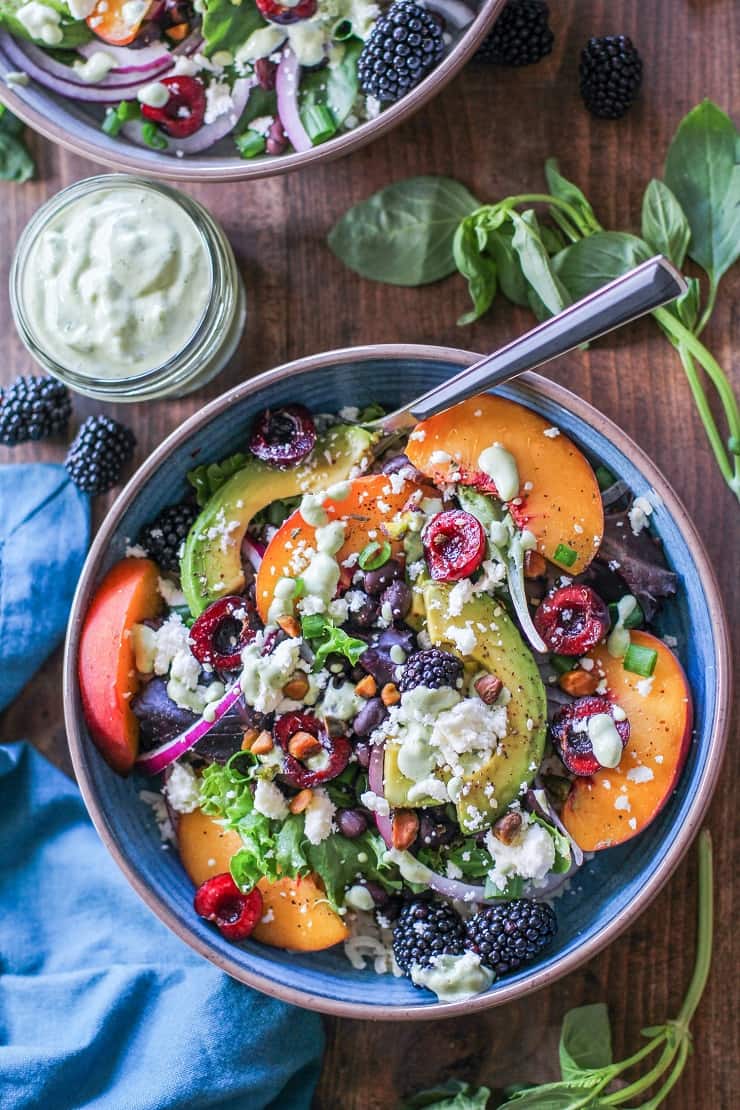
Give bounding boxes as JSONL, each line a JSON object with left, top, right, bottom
{"left": 256, "top": 0, "right": 316, "bottom": 23}
{"left": 534, "top": 584, "right": 609, "bottom": 656}
{"left": 550, "top": 695, "right": 630, "bottom": 777}
{"left": 194, "top": 873, "right": 263, "bottom": 941}
{"left": 275, "top": 711, "right": 351, "bottom": 788}
{"left": 423, "top": 509, "right": 486, "bottom": 581}
{"left": 249, "top": 404, "right": 317, "bottom": 468}
{"left": 140, "top": 76, "right": 206, "bottom": 139}
{"left": 189, "top": 595, "right": 259, "bottom": 671}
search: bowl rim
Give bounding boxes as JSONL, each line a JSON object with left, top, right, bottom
{"left": 63, "top": 343, "right": 732, "bottom": 1020}
{"left": 0, "top": 0, "right": 504, "bottom": 183}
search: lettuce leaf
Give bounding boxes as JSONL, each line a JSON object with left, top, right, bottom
{"left": 0, "top": 0, "right": 92, "bottom": 48}
{"left": 305, "top": 829, "right": 401, "bottom": 912}
{"left": 201, "top": 0, "right": 265, "bottom": 57}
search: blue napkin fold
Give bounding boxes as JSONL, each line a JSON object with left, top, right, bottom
{"left": 0, "top": 464, "right": 90, "bottom": 712}
{"left": 0, "top": 463, "right": 325, "bottom": 1110}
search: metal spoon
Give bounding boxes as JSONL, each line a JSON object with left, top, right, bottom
{"left": 374, "top": 255, "right": 686, "bottom": 435}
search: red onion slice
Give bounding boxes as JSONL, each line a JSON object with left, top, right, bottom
{"left": 76, "top": 39, "right": 173, "bottom": 73}
{"left": 122, "top": 76, "right": 255, "bottom": 154}
{"left": 134, "top": 683, "right": 243, "bottom": 775}
{"left": 367, "top": 742, "right": 393, "bottom": 848}
{"left": 241, "top": 535, "right": 264, "bottom": 572}
{"left": 275, "top": 47, "right": 311, "bottom": 153}
{"left": 386, "top": 848, "right": 490, "bottom": 904}
{"left": 1, "top": 34, "right": 168, "bottom": 99}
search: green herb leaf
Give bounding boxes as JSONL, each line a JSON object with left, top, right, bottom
{"left": 187, "top": 452, "right": 249, "bottom": 506}
{"left": 453, "top": 215, "right": 498, "bottom": 324}
{"left": 301, "top": 614, "right": 366, "bottom": 670}
{"left": 401, "top": 1079, "right": 491, "bottom": 1109}
{"left": 0, "top": 0, "right": 93, "bottom": 47}
{"left": 640, "top": 179, "right": 691, "bottom": 268}
{"left": 202, "top": 0, "right": 266, "bottom": 56}
{"left": 511, "top": 210, "right": 572, "bottom": 319}
{"left": 559, "top": 1004, "right": 613, "bottom": 1080}
{"left": 0, "top": 103, "right": 24, "bottom": 136}
{"left": 328, "top": 176, "right": 481, "bottom": 286}
{"left": 305, "top": 828, "right": 400, "bottom": 911}
{"left": 300, "top": 38, "right": 361, "bottom": 136}
{"left": 499, "top": 1081, "right": 610, "bottom": 1107}
{"left": 663, "top": 99, "right": 740, "bottom": 287}
{"left": 488, "top": 224, "right": 530, "bottom": 307}
{"left": 552, "top": 232, "right": 652, "bottom": 300}
{"left": 0, "top": 128, "right": 34, "bottom": 182}
{"left": 544, "top": 159, "right": 601, "bottom": 236}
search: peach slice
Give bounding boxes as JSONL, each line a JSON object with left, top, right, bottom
{"left": 561, "top": 631, "right": 692, "bottom": 851}
{"left": 177, "top": 808, "right": 348, "bottom": 951}
{"left": 78, "top": 558, "right": 162, "bottom": 775}
{"left": 256, "top": 473, "right": 424, "bottom": 623}
{"left": 405, "top": 394, "right": 603, "bottom": 574}
{"left": 86, "top": 0, "right": 150, "bottom": 45}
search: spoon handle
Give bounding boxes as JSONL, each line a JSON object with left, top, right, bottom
{"left": 381, "top": 255, "right": 686, "bottom": 431}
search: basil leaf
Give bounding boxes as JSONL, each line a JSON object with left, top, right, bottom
{"left": 453, "top": 216, "right": 497, "bottom": 324}
{"left": 511, "top": 210, "right": 572, "bottom": 317}
{"left": 662, "top": 275, "right": 701, "bottom": 334}
{"left": 559, "top": 1004, "right": 613, "bottom": 1080}
{"left": 498, "top": 1081, "right": 610, "bottom": 1108}
{"left": 236, "top": 85, "right": 277, "bottom": 132}
{"left": 0, "top": 130, "right": 34, "bottom": 182}
{"left": 401, "top": 1080, "right": 491, "bottom": 1109}
{"left": 0, "top": 103, "right": 24, "bottom": 136}
{"left": 305, "top": 829, "right": 399, "bottom": 911}
{"left": 202, "top": 0, "right": 266, "bottom": 57}
{"left": 544, "top": 159, "right": 601, "bottom": 236}
{"left": 328, "top": 176, "right": 480, "bottom": 286}
{"left": 488, "top": 225, "right": 530, "bottom": 306}
{"left": 640, "top": 179, "right": 691, "bottom": 267}
{"left": 552, "top": 231, "right": 652, "bottom": 299}
{"left": 663, "top": 99, "right": 740, "bottom": 286}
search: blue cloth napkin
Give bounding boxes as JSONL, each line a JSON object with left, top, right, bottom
{"left": 0, "top": 464, "right": 324, "bottom": 1110}
{"left": 0, "top": 464, "right": 90, "bottom": 713}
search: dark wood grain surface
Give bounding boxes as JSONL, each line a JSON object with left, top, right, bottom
{"left": 0, "top": 0, "right": 737, "bottom": 1105}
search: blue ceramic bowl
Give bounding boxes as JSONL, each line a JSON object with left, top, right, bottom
{"left": 64, "top": 345, "right": 731, "bottom": 1018}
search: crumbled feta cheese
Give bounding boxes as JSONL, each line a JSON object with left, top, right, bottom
{"left": 483, "top": 813, "right": 556, "bottom": 892}
{"left": 628, "top": 496, "right": 653, "bottom": 536}
{"left": 253, "top": 778, "right": 290, "bottom": 820}
{"left": 360, "top": 790, "right": 390, "bottom": 817}
{"left": 164, "top": 762, "right": 200, "bottom": 814}
{"left": 543, "top": 426, "right": 560, "bottom": 438}
{"left": 626, "top": 765, "right": 654, "bottom": 784}
{"left": 304, "top": 787, "right": 336, "bottom": 844}
{"left": 241, "top": 632, "right": 304, "bottom": 713}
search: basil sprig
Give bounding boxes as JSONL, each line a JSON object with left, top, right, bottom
{"left": 328, "top": 100, "right": 740, "bottom": 502}
{"left": 0, "top": 105, "right": 34, "bottom": 183}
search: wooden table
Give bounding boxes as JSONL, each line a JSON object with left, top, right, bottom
{"left": 1, "top": 0, "right": 737, "bottom": 1105}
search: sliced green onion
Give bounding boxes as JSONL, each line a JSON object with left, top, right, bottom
{"left": 140, "top": 121, "right": 168, "bottom": 150}
{"left": 331, "top": 17, "right": 353, "bottom": 39}
{"left": 301, "top": 613, "right": 329, "bottom": 640}
{"left": 102, "top": 108, "right": 122, "bottom": 137}
{"left": 551, "top": 654, "right": 576, "bottom": 675}
{"left": 303, "top": 103, "right": 337, "bottom": 145}
{"left": 358, "top": 540, "right": 391, "bottom": 571}
{"left": 623, "top": 643, "right": 658, "bottom": 678}
{"left": 553, "top": 542, "right": 578, "bottom": 568}
{"left": 293, "top": 576, "right": 305, "bottom": 599}
{"left": 116, "top": 99, "right": 141, "bottom": 122}
{"left": 358, "top": 401, "right": 386, "bottom": 422}
{"left": 235, "top": 129, "right": 266, "bottom": 158}
{"left": 595, "top": 464, "right": 617, "bottom": 492}
{"left": 609, "top": 598, "right": 644, "bottom": 630}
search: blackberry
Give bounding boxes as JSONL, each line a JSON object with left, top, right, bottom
{"left": 358, "top": 0, "right": 445, "bottom": 104}
{"left": 0, "top": 375, "right": 72, "bottom": 446}
{"left": 399, "top": 647, "right": 462, "bottom": 693}
{"left": 475, "top": 0, "right": 553, "bottom": 66}
{"left": 393, "top": 898, "right": 465, "bottom": 974}
{"left": 465, "top": 899, "right": 557, "bottom": 975}
{"left": 139, "top": 502, "right": 198, "bottom": 572}
{"left": 579, "top": 35, "right": 642, "bottom": 119}
{"left": 65, "top": 415, "right": 136, "bottom": 495}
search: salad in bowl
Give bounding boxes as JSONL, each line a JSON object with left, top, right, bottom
{"left": 78, "top": 391, "right": 692, "bottom": 1004}
{"left": 0, "top": 0, "right": 483, "bottom": 161}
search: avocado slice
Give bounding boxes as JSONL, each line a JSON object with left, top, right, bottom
{"left": 383, "top": 582, "right": 547, "bottom": 832}
{"left": 181, "top": 424, "right": 374, "bottom": 616}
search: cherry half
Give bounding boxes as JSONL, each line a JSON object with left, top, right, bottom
{"left": 140, "top": 76, "right": 206, "bottom": 139}
{"left": 423, "top": 510, "right": 486, "bottom": 582}
{"left": 275, "top": 711, "right": 351, "bottom": 788}
{"left": 534, "top": 584, "right": 610, "bottom": 656}
{"left": 248, "top": 404, "right": 317, "bottom": 468}
{"left": 550, "top": 695, "right": 630, "bottom": 777}
{"left": 256, "top": 0, "right": 316, "bottom": 24}
{"left": 189, "top": 595, "right": 259, "bottom": 671}
{"left": 194, "top": 873, "right": 263, "bottom": 941}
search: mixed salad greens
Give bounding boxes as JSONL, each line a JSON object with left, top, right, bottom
{"left": 0, "top": 0, "right": 475, "bottom": 158}
{"left": 79, "top": 393, "right": 693, "bottom": 1002}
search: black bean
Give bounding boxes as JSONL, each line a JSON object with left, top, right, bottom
{"left": 364, "top": 558, "right": 403, "bottom": 596}
{"left": 353, "top": 697, "right": 387, "bottom": 737}
{"left": 336, "top": 808, "right": 368, "bottom": 838}
{"left": 349, "top": 594, "right": 378, "bottom": 628}
{"left": 381, "top": 579, "right": 412, "bottom": 620}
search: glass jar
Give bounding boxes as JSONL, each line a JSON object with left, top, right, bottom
{"left": 10, "top": 174, "right": 246, "bottom": 402}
